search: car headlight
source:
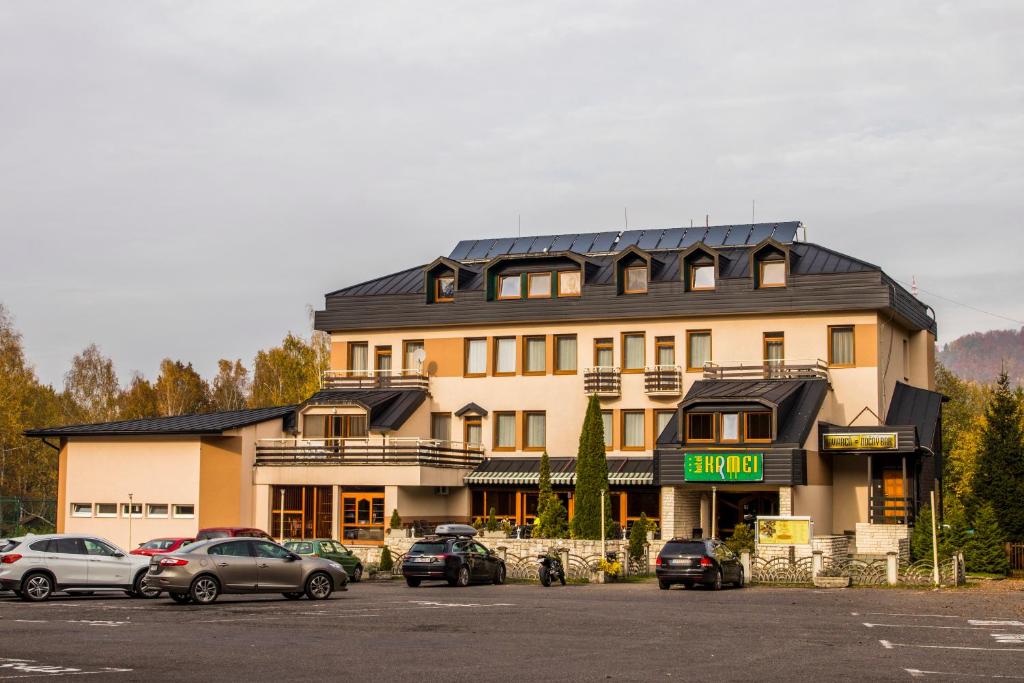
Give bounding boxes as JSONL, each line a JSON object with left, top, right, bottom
{"left": 327, "top": 562, "right": 343, "bottom": 571}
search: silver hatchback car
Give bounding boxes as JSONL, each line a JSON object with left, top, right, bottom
{"left": 146, "top": 537, "right": 348, "bottom": 604}
{"left": 0, "top": 534, "right": 156, "bottom": 601}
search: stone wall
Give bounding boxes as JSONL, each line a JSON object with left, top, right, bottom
{"left": 754, "top": 534, "right": 849, "bottom": 561}
{"left": 855, "top": 523, "right": 910, "bottom": 559}
{"left": 661, "top": 486, "right": 700, "bottom": 539}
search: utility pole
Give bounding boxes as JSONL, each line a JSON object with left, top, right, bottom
{"left": 930, "top": 489, "right": 940, "bottom": 586}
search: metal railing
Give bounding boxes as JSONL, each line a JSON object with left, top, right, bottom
{"left": 644, "top": 365, "right": 683, "bottom": 394}
{"left": 255, "top": 436, "right": 484, "bottom": 468}
{"left": 868, "top": 496, "right": 914, "bottom": 525}
{"left": 321, "top": 368, "right": 429, "bottom": 390}
{"left": 584, "top": 367, "right": 621, "bottom": 395}
{"left": 702, "top": 358, "right": 830, "bottom": 381}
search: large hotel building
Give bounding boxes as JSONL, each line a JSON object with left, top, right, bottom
{"left": 29, "top": 221, "right": 943, "bottom": 556}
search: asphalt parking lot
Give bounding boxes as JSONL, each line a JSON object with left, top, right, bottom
{"left": 1, "top": 581, "right": 1023, "bottom": 681}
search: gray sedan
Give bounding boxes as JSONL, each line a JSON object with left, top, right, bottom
{"left": 146, "top": 537, "right": 348, "bottom": 604}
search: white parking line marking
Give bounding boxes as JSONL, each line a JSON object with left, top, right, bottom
{"left": 408, "top": 601, "right": 513, "bottom": 608}
{"left": 905, "top": 669, "right": 1024, "bottom": 679}
{"left": 13, "top": 620, "right": 47, "bottom": 624}
{"left": 879, "top": 640, "right": 1024, "bottom": 653}
{"left": 992, "top": 634, "right": 1024, "bottom": 644}
{"left": 972, "top": 621, "right": 1024, "bottom": 628}
{"left": 0, "top": 658, "right": 132, "bottom": 678}
{"left": 864, "top": 622, "right": 988, "bottom": 630}
{"left": 855, "top": 612, "right": 962, "bottom": 619}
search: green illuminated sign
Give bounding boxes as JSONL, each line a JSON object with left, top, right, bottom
{"left": 684, "top": 453, "right": 764, "bottom": 482}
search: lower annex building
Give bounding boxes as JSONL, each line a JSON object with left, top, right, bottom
{"left": 28, "top": 221, "right": 944, "bottom": 558}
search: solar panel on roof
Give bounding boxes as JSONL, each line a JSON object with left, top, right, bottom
{"left": 656, "top": 227, "right": 685, "bottom": 249}
{"left": 508, "top": 237, "right": 535, "bottom": 254}
{"left": 527, "top": 235, "right": 557, "bottom": 254}
{"left": 724, "top": 225, "right": 752, "bottom": 246}
{"left": 589, "top": 231, "right": 619, "bottom": 252}
{"left": 466, "top": 240, "right": 495, "bottom": 260}
{"left": 678, "top": 228, "right": 705, "bottom": 248}
{"left": 570, "top": 232, "right": 600, "bottom": 253}
{"left": 486, "top": 237, "right": 517, "bottom": 258}
{"left": 616, "top": 230, "right": 644, "bottom": 250}
{"left": 704, "top": 226, "right": 729, "bottom": 246}
{"left": 637, "top": 229, "right": 665, "bottom": 250}
{"left": 748, "top": 224, "right": 774, "bottom": 244}
{"left": 449, "top": 240, "right": 476, "bottom": 260}
{"left": 549, "top": 234, "right": 578, "bottom": 252}
{"left": 772, "top": 222, "right": 799, "bottom": 243}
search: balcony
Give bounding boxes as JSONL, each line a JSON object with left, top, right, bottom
{"left": 644, "top": 365, "right": 683, "bottom": 396}
{"left": 702, "top": 358, "right": 830, "bottom": 382}
{"left": 322, "top": 369, "right": 429, "bottom": 391}
{"left": 584, "top": 367, "right": 621, "bottom": 396}
{"left": 255, "top": 436, "right": 484, "bottom": 468}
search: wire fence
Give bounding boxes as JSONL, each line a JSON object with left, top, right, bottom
{"left": 0, "top": 497, "right": 57, "bottom": 538}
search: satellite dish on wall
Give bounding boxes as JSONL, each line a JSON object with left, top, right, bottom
{"left": 412, "top": 348, "right": 427, "bottom": 370}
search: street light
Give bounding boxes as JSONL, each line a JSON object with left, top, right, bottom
{"left": 127, "top": 492, "right": 134, "bottom": 550}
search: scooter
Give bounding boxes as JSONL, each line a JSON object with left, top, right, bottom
{"left": 537, "top": 552, "right": 567, "bottom": 586}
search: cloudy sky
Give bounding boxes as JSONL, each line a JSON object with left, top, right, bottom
{"left": 2, "top": 1, "right": 1022, "bottom": 387}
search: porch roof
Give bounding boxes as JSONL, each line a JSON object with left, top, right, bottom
{"left": 464, "top": 457, "right": 654, "bottom": 486}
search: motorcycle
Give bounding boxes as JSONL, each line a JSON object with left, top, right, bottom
{"left": 537, "top": 552, "right": 566, "bottom": 587}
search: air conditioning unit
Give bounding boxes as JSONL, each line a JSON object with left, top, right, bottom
{"left": 434, "top": 486, "right": 450, "bottom": 496}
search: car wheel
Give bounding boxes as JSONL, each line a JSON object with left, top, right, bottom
{"left": 559, "top": 571, "right": 566, "bottom": 586}
{"left": 658, "top": 580, "right": 671, "bottom": 590}
{"left": 21, "top": 573, "right": 53, "bottom": 602}
{"left": 133, "top": 572, "right": 161, "bottom": 599}
{"left": 169, "top": 592, "right": 191, "bottom": 604}
{"left": 456, "top": 566, "right": 470, "bottom": 587}
{"left": 709, "top": 570, "right": 722, "bottom": 591}
{"left": 493, "top": 564, "right": 506, "bottom": 585}
{"left": 189, "top": 576, "right": 220, "bottom": 605}
{"left": 539, "top": 567, "right": 551, "bottom": 587}
{"left": 351, "top": 565, "right": 363, "bottom": 583}
{"left": 305, "top": 572, "right": 333, "bottom": 600}
{"left": 735, "top": 567, "right": 745, "bottom": 588}
{"left": 405, "top": 577, "right": 421, "bottom": 588}
{"left": 282, "top": 592, "right": 304, "bottom": 600}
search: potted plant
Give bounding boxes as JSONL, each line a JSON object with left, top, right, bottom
{"left": 389, "top": 509, "right": 405, "bottom": 537}
{"left": 813, "top": 565, "right": 851, "bottom": 588}
{"left": 481, "top": 508, "right": 505, "bottom": 538}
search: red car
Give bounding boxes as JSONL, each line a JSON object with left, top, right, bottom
{"left": 195, "top": 527, "right": 273, "bottom": 541}
{"left": 130, "top": 537, "right": 196, "bottom": 556}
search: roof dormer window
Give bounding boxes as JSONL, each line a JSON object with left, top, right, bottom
{"left": 759, "top": 260, "right": 786, "bottom": 288}
{"left": 751, "top": 240, "right": 789, "bottom": 289}
{"left": 527, "top": 272, "right": 551, "bottom": 299}
{"left": 435, "top": 275, "right": 455, "bottom": 302}
{"left": 624, "top": 265, "right": 648, "bottom": 294}
{"left": 691, "top": 265, "right": 715, "bottom": 290}
{"left": 497, "top": 274, "right": 522, "bottom": 299}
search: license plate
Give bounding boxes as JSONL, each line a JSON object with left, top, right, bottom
{"left": 413, "top": 556, "right": 432, "bottom": 563}
{"left": 671, "top": 559, "right": 693, "bottom": 567}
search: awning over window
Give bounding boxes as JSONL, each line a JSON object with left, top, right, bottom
{"left": 465, "top": 458, "right": 654, "bottom": 486}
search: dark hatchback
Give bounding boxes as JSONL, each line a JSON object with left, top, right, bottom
{"left": 655, "top": 539, "right": 745, "bottom": 590}
{"left": 401, "top": 537, "right": 506, "bottom": 588}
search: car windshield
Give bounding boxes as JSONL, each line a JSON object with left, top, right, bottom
{"left": 663, "top": 542, "right": 707, "bottom": 555}
{"left": 177, "top": 541, "right": 209, "bottom": 553}
{"left": 141, "top": 539, "right": 178, "bottom": 550}
{"left": 284, "top": 542, "right": 315, "bottom": 554}
{"left": 196, "top": 530, "right": 230, "bottom": 539}
{"left": 409, "top": 542, "right": 447, "bottom": 555}
{"left": 0, "top": 539, "right": 20, "bottom": 552}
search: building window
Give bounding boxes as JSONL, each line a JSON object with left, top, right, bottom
{"left": 601, "top": 411, "right": 613, "bottom": 449}
{"left": 829, "top": 326, "right": 855, "bottom": 367}
{"left": 147, "top": 503, "right": 168, "bottom": 518}
{"left": 527, "top": 272, "right": 551, "bottom": 298}
{"left": 624, "top": 266, "right": 648, "bottom": 294}
{"left": 686, "top": 413, "right": 714, "bottom": 442}
{"left": 594, "top": 338, "right": 614, "bottom": 368}
{"left": 691, "top": 264, "right": 715, "bottom": 291}
{"left": 655, "top": 337, "right": 675, "bottom": 367}
{"left": 121, "top": 503, "right": 143, "bottom": 518}
{"left": 622, "top": 333, "right": 645, "bottom": 372}
{"left": 464, "top": 416, "right": 482, "bottom": 446}
{"left": 721, "top": 413, "right": 740, "bottom": 442}
{"left": 465, "top": 338, "right": 487, "bottom": 376}
{"left": 498, "top": 274, "right": 522, "bottom": 299}
{"left": 764, "top": 332, "right": 784, "bottom": 366}
{"left": 173, "top": 504, "right": 195, "bottom": 519}
{"left": 655, "top": 410, "right": 675, "bottom": 441}
{"left": 758, "top": 260, "right": 786, "bottom": 287}
{"left": 523, "top": 336, "right": 546, "bottom": 374}
{"left": 71, "top": 503, "right": 92, "bottom": 518}
{"left": 375, "top": 346, "right": 392, "bottom": 372}
{"left": 348, "top": 342, "right": 368, "bottom": 374}
{"left": 494, "top": 412, "right": 516, "bottom": 450}
{"left": 272, "top": 485, "right": 334, "bottom": 540}
{"left": 494, "top": 337, "right": 517, "bottom": 375}
{"left": 745, "top": 412, "right": 772, "bottom": 442}
{"left": 431, "top": 413, "right": 452, "bottom": 441}
{"left": 622, "top": 410, "right": 645, "bottom": 449}
{"left": 403, "top": 340, "right": 425, "bottom": 373}
{"left": 435, "top": 275, "right": 455, "bottom": 302}
{"left": 524, "top": 411, "right": 546, "bottom": 450}
{"left": 557, "top": 271, "right": 581, "bottom": 297}
{"left": 95, "top": 503, "right": 117, "bottom": 518}
{"left": 686, "top": 331, "right": 712, "bottom": 371}
{"left": 554, "top": 334, "right": 577, "bottom": 374}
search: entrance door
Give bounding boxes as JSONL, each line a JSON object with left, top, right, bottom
{"left": 341, "top": 492, "right": 385, "bottom": 544}
{"left": 882, "top": 469, "right": 905, "bottom": 520}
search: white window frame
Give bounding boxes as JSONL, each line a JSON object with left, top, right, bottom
{"left": 94, "top": 503, "right": 117, "bottom": 518}
{"left": 121, "top": 503, "right": 143, "bottom": 519}
{"left": 147, "top": 503, "right": 169, "bottom": 519}
{"left": 172, "top": 504, "right": 196, "bottom": 519}
{"left": 70, "top": 503, "right": 93, "bottom": 518}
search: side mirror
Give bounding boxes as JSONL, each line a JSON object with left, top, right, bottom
{"left": 287, "top": 553, "right": 301, "bottom": 561}
{"left": 113, "top": 552, "right": 125, "bottom": 558}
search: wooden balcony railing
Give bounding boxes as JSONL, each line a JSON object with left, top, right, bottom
{"left": 255, "top": 437, "right": 484, "bottom": 468}
{"left": 584, "top": 367, "right": 621, "bottom": 396}
{"left": 644, "top": 366, "right": 683, "bottom": 395}
{"left": 868, "top": 496, "right": 915, "bottom": 525}
{"left": 321, "top": 369, "right": 429, "bottom": 391}
{"left": 702, "top": 359, "right": 830, "bottom": 381}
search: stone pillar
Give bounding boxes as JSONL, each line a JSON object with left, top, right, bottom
{"left": 740, "top": 551, "right": 751, "bottom": 580}
{"left": 699, "top": 494, "right": 710, "bottom": 538}
{"left": 778, "top": 486, "right": 793, "bottom": 516}
{"left": 331, "top": 485, "right": 342, "bottom": 541}
{"left": 886, "top": 551, "right": 898, "bottom": 585}
{"left": 812, "top": 550, "right": 823, "bottom": 577}
{"left": 660, "top": 486, "right": 701, "bottom": 539}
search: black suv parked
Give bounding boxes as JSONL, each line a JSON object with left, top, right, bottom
{"left": 401, "top": 526, "right": 506, "bottom": 588}
{"left": 655, "top": 538, "right": 744, "bottom": 590}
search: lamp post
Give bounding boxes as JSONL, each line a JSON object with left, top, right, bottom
{"left": 279, "top": 488, "right": 286, "bottom": 540}
{"left": 600, "top": 489, "right": 606, "bottom": 561}
{"left": 711, "top": 487, "right": 717, "bottom": 539}
{"left": 127, "top": 492, "right": 134, "bottom": 550}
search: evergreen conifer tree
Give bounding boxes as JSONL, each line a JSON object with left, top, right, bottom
{"left": 536, "top": 450, "right": 552, "bottom": 520}
{"left": 628, "top": 513, "right": 649, "bottom": 563}
{"left": 973, "top": 370, "right": 1024, "bottom": 541}
{"left": 965, "top": 503, "right": 1010, "bottom": 575}
{"left": 940, "top": 500, "right": 970, "bottom": 559}
{"left": 379, "top": 546, "right": 393, "bottom": 572}
{"left": 570, "top": 395, "right": 613, "bottom": 539}
{"left": 910, "top": 504, "right": 937, "bottom": 563}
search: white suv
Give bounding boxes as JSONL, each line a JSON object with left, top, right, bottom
{"left": 0, "top": 534, "right": 158, "bottom": 601}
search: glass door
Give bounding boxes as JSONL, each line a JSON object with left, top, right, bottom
{"left": 340, "top": 492, "right": 385, "bottom": 545}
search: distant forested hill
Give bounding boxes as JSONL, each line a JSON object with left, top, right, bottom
{"left": 938, "top": 327, "right": 1024, "bottom": 385}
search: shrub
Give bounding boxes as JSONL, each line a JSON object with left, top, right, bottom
{"left": 597, "top": 558, "right": 622, "bottom": 578}
{"left": 379, "top": 546, "right": 394, "bottom": 572}
{"left": 486, "top": 507, "right": 498, "bottom": 532}
{"left": 725, "top": 523, "right": 755, "bottom": 556}
{"left": 911, "top": 504, "right": 938, "bottom": 562}
{"left": 965, "top": 503, "right": 1010, "bottom": 575}
{"left": 389, "top": 509, "right": 402, "bottom": 530}
{"left": 471, "top": 516, "right": 485, "bottom": 530}
{"left": 628, "top": 513, "right": 649, "bottom": 563}
{"left": 816, "top": 565, "right": 849, "bottom": 578}
{"left": 499, "top": 518, "right": 514, "bottom": 536}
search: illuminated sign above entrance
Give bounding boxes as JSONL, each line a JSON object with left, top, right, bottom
{"left": 822, "top": 432, "right": 898, "bottom": 451}
{"left": 684, "top": 453, "right": 763, "bottom": 482}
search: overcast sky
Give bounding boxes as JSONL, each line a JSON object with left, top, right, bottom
{"left": 2, "top": 1, "right": 1022, "bottom": 387}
